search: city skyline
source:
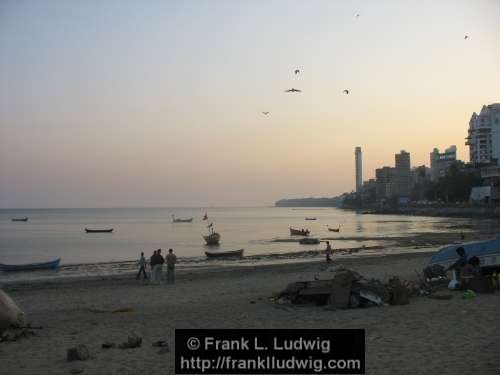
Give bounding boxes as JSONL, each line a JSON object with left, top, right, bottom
{"left": 1, "top": 0, "right": 500, "bottom": 208}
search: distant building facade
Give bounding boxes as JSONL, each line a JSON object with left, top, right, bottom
{"left": 394, "top": 150, "right": 411, "bottom": 197}
{"left": 466, "top": 104, "right": 500, "bottom": 166}
{"left": 355, "top": 147, "right": 362, "bottom": 193}
{"left": 430, "top": 146, "right": 456, "bottom": 181}
{"left": 375, "top": 166, "right": 395, "bottom": 199}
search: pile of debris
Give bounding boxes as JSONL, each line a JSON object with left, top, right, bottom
{"left": 275, "top": 266, "right": 411, "bottom": 309}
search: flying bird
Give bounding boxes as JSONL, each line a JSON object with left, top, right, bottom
{"left": 294, "top": 69, "right": 300, "bottom": 75}
{"left": 356, "top": 13, "right": 360, "bottom": 18}
{"left": 262, "top": 111, "right": 270, "bottom": 115}
{"left": 343, "top": 89, "right": 349, "bottom": 95}
{"left": 464, "top": 35, "right": 468, "bottom": 40}
{"left": 285, "top": 88, "right": 302, "bottom": 93}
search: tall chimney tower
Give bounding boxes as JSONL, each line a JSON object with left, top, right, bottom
{"left": 355, "top": 147, "right": 362, "bottom": 193}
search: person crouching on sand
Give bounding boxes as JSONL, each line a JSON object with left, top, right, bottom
{"left": 136, "top": 251, "right": 148, "bottom": 280}
{"left": 166, "top": 248, "right": 177, "bottom": 284}
{"left": 325, "top": 241, "right": 333, "bottom": 263}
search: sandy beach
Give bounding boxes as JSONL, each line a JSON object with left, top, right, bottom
{"left": 1, "top": 252, "right": 499, "bottom": 375}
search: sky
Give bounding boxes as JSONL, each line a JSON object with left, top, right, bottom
{"left": 1, "top": 0, "right": 499, "bottom": 208}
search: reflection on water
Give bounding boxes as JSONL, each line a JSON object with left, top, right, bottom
{"left": 0, "top": 207, "right": 489, "bottom": 282}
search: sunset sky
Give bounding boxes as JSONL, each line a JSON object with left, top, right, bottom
{"left": 1, "top": 0, "right": 499, "bottom": 208}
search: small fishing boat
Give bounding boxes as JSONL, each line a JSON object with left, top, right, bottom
{"left": 85, "top": 228, "right": 114, "bottom": 233}
{"left": 299, "top": 238, "right": 320, "bottom": 245}
{"left": 0, "top": 258, "right": 61, "bottom": 272}
{"left": 172, "top": 215, "right": 193, "bottom": 223}
{"left": 327, "top": 225, "right": 340, "bottom": 232}
{"left": 290, "top": 227, "right": 310, "bottom": 236}
{"left": 205, "top": 249, "right": 244, "bottom": 258}
{"left": 202, "top": 212, "right": 208, "bottom": 221}
{"left": 204, "top": 223, "right": 220, "bottom": 245}
{"left": 428, "top": 236, "right": 500, "bottom": 270}
{"left": 11, "top": 217, "right": 28, "bottom": 222}
{"left": 305, "top": 217, "right": 317, "bottom": 221}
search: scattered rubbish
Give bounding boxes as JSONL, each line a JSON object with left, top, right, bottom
{"left": 462, "top": 289, "right": 477, "bottom": 300}
{"left": 386, "top": 277, "right": 409, "bottom": 306}
{"left": 119, "top": 335, "right": 142, "bottom": 349}
{"left": 67, "top": 344, "right": 90, "bottom": 362}
{"left": 428, "top": 292, "right": 453, "bottom": 300}
{"left": 0, "top": 327, "right": 38, "bottom": 343}
{"left": 249, "top": 300, "right": 256, "bottom": 304}
{"left": 101, "top": 342, "right": 115, "bottom": 349}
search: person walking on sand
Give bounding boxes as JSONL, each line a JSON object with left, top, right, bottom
{"left": 136, "top": 251, "right": 148, "bottom": 280}
{"left": 166, "top": 248, "right": 177, "bottom": 284}
{"left": 325, "top": 241, "right": 333, "bottom": 263}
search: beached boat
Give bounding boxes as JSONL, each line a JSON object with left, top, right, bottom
{"left": 172, "top": 215, "right": 193, "bottom": 223}
{"left": 299, "top": 238, "right": 320, "bottom": 245}
{"left": 205, "top": 249, "right": 244, "bottom": 258}
{"left": 0, "top": 258, "right": 61, "bottom": 272}
{"left": 85, "top": 228, "right": 114, "bottom": 233}
{"left": 305, "top": 217, "right": 317, "bottom": 221}
{"left": 204, "top": 223, "right": 220, "bottom": 245}
{"left": 428, "top": 236, "right": 500, "bottom": 271}
{"left": 11, "top": 217, "right": 28, "bottom": 222}
{"left": 290, "top": 227, "right": 310, "bottom": 236}
{"left": 327, "top": 225, "right": 340, "bottom": 232}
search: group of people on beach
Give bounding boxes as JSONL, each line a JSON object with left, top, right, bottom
{"left": 136, "top": 248, "right": 177, "bottom": 284}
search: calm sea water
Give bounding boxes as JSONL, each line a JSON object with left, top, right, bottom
{"left": 0, "top": 207, "right": 472, "bottom": 282}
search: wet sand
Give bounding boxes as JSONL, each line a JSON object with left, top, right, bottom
{"left": 1, "top": 251, "right": 500, "bottom": 375}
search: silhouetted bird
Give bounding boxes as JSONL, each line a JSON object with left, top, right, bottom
{"left": 285, "top": 88, "right": 302, "bottom": 92}
{"left": 294, "top": 69, "right": 300, "bottom": 75}
{"left": 464, "top": 35, "right": 468, "bottom": 40}
{"left": 262, "top": 112, "right": 270, "bottom": 115}
{"left": 343, "top": 89, "right": 349, "bottom": 95}
{"left": 356, "top": 14, "right": 360, "bottom": 18}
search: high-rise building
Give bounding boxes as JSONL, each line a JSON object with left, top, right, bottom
{"left": 466, "top": 104, "right": 500, "bottom": 166}
{"left": 394, "top": 150, "right": 411, "bottom": 196}
{"left": 355, "top": 147, "right": 362, "bottom": 193}
{"left": 375, "top": 166, "right": 395, "bottom": 199}
{"left": 429, "top": 146, "right": 456, "bottom": 181}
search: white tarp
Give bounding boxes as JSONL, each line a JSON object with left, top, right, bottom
{"left": 0, "top": 289, "right": 25, "bottom": 333}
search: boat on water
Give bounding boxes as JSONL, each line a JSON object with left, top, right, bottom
{"left": 428, "top": 236, "right": 500, "bottom": 271}
{"left": 205, "top": 249, "right": 244, "bottom": 258}
{"left": 172, "top": 215, "right": 193, "bottom": 223}
{"left": 305, "top": 217, "right": 317, "bottom": 221}
{"left": 299, "top": 238, "right": 320, "bottom": 245}
{"left": 204, "top": 223, "right": 220, "bottom": 245}
{"left": 11, "top": 217, "right": 28, "bottom": 222}
{"left": 0, "top": 258, "right": 61, "bottom": 272}
{"left": 327, "top": 225, "right": 340, "bottom": 232}
{"left": 290, "top": 227, "right": 310, "bottom": 236}
{"left": 85, "top": 228, "right": 114, "bottom": 233}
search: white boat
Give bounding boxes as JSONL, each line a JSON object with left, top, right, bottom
{"left": 172, "top": 215, "right": 193, "bottom": 223}
{"left": 205, "top": 249, "right": 244, "bottom": 258}
{"left": 428, "top": 235, "right": 500, "bottom": 270}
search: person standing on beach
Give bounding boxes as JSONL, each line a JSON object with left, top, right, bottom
{"left": 166, "top": 248, "right": 177, "bottom": 284}
{"left": 325, "top": 241, "right": 333, "bottom": 263}
{"left": 150, "top": 250, "right": 157, "bottom": 282}
{"left": 136, "top": 251, "right": 148, "bottom": 280}
{"left": 155, "top": 249, "right": 165, "bottom": 283}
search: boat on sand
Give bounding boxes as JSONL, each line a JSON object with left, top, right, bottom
{"left": 205, "top": 249, "right": 244, "bottom": 258}
{"left": 0, "top": 258, "right": 61, "bottom": 272}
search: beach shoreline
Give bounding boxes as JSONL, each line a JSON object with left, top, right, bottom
{"left": 2, "top": 251, "right": 499, "bottom": 375}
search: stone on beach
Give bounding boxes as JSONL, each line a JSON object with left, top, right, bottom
{"left": 0, "top": 289, "right": 26, "bottom": 334}
{"left": 67, "top": 344, "right": 90, "bottom": 362}
{"left": 119, "top": 335, "right": 142, "bottom": 349}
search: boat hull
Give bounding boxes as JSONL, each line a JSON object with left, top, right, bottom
{"left": 173, "top": 218, "right": 193, "bottom": 223}
{"left": 204, "top": 233, "right": 221, "bottom": 245}
{"left": 205, "top": 249, "right": 244, "bottom": 258}
{"left": 85, "top": 228, "right": 114, "bottom": 233}
{"left": 0, "top": 258, "right": 61, "bottom": 272}
{"left": 429, "top": 236, "right": 500, "bottom": 270}
{"left": 11, "top": 218, "right": 28, "bottom": 222}
{"left": 290, "top": 228, "right": 310, "bottom": 236}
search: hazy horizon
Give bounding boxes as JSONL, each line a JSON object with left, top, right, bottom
{"left": 1, "top": 0, "right": 499, "bottom": 208}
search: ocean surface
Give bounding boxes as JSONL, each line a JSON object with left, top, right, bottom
{"left": 0, "top": 207, "right": 475, "bottom": 283}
